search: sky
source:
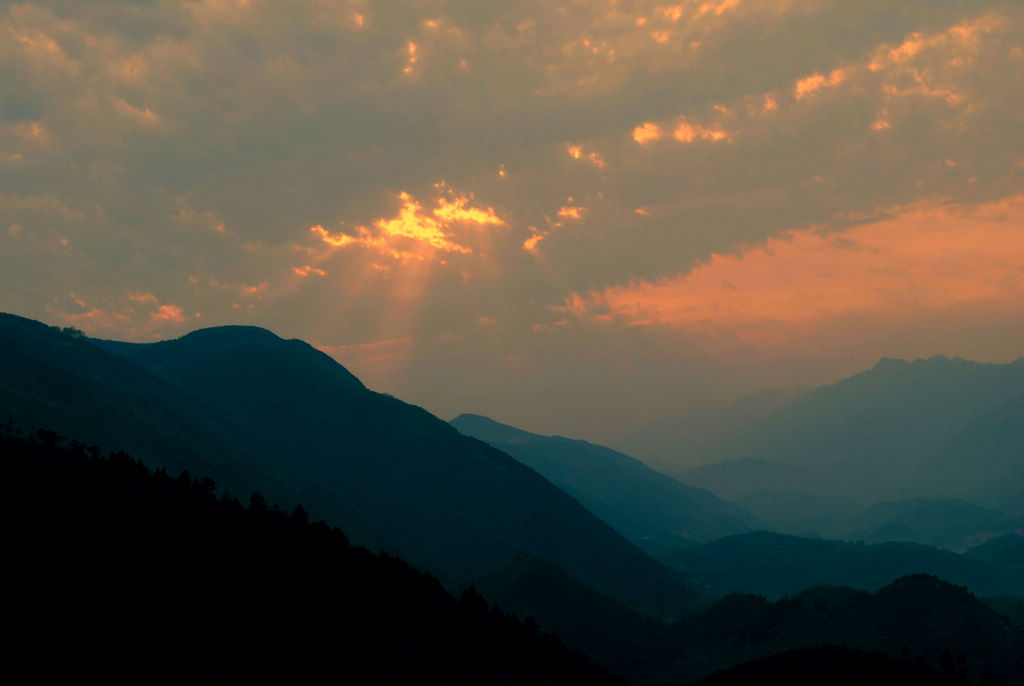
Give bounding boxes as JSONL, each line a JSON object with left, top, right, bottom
{"left": 2, "top": 0, "right": 1023, "bottom": 447}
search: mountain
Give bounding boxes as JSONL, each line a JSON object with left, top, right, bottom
{"left": 679, "top": 459, "right": 1021, "bottom": 548}
{"left": 0, "top": 314, "right": 263, "bottom": 491}
{"left": 474, "top": 554, "right": 666, "bottom": 677}
{"left": 0, "top": 314, "right": 694, "bottom": 616}
{"left": 688, "top": 646, "right": 970, "bottom": 686}
{"left": 4, "top": 428, "right": 624, "bottom": 685}
{"left": 846, "top": 498, "right": 1016, "bottom": 550}
{"left": 661, "top": 575, "right": 1024, "bottom": 684}
{"left": 450, "top": 413, "right": 753, "bottom": 553}
{"left": 662, "top": 531, "right": 1024, "bottom": 599}
{"left": 612, "top": 387, "right": 806, "bottom": 472}
{"left": 734, "top": 489, "right": 862, "bottom": 538}
{"left": 675, "top": 356, "right": 1024, "bottom": 507}
{"left": 475, "top": 554, "right": 1024, "bottom": 686}
{"left": 682, "top": 457, "right": 834, "bottom": 501}
{"left": 966, "top": 535, "right": 1024, "bottom": 568}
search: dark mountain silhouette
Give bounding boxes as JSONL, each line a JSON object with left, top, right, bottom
{"left": 0, "top": 314, "right": 266, "bottom": 491}
{"left": 984, "top": 596, "right": 1024, "bottom": 629}
{"left": 472, "top": 553, "right": 1024, "bottom": 685}
{"left": 659, "top": 575, "right": 1024, "bottom": 684}
{"left": 3, "top": 426, "right": 624, "bottom": 685}
{"left": 450, "top": 413, "right": 753, "bottom": 552}
{"left": 0, "top": 314, "right": 693, "bottom": 616}
{"left": 661, "top": 531, "right": 1024, "bottom": 599}
{"left": 688, "top": 646, "right": 975, "bottom": 686}
{"left": 474, "top": 554, "right": 666, "bottom": 677}
{"left": 675, "top": 356, "right": 1024, "bottom": 508}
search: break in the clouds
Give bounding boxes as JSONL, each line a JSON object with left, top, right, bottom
{"left": 1, "top": 0, "right": 1022, "bottom": 441}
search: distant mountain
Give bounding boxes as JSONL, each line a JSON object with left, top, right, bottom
{"left": 612, "top": 387, "right": 806, "bottom": 472}
{"left": 966, "top": 535, "right": 1024, "bottom": 568}
{"left": 4, "top": 429, "right": 623, "bottom": 685}
{"left": 476, "top": 554, "right": 1024, "bottom": 686}
{"left": 0, "top": 314, "right": 693, "bottom": 616}
{"left": 665, "top": 575, "right": 1024, "bottom": 684}
{"left": 846, "top": 498, "right": 1016, "bottom": 550}
{"left": 682, "top": 457, "right": 834, "bottom": 501}
{"left": 734, "top": 489, "right": 861, "bottom": 538}
{"left": 489, "top": 569, "right": 1024, "bottom": 685}
{"left": 675, "top": 356, "right": 1024, "bottom": 507}
{"left": 688, "top": 646, "right": 966, "bottom": 686}
{"left": 680, "top": 459, "right": 1021, "bottom": 548}
{"left": 450, "top": 413, "right": 753, "bottom": 552}
{"left": 662, "top": 531, "right": 1024, "bottom": 599}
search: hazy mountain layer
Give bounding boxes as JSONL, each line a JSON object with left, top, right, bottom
{"left": 451, "top": 413, "right": 753, "bottom": 552}
{"left": 675, "top": 356, "right": 1024, "bottom": 506}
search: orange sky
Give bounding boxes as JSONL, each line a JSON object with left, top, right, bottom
{"left": 569, "top": 195, "right": 1024, "bottom": 356}
{"left": 2, "top": 0, "right": 1022, "bottom": 442}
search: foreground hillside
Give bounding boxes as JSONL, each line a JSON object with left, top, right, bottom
{"left": 3, "top": 427, "right": 623, "bottom": 685}
{"left": 0, "top": 314, "right": 694, "bottom": 617}
{"left": 451, "top": 413, "right": 753, "bottom": 552}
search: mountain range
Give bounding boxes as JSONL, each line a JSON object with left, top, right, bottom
{"left": 670, "top": 355, "right": 1024, "bottom": 547}
{"left": 474, "top": 552, "right": 1024, "bottom": 685}
{"left": 0, "top": 313, "right": 693, "bottom": 617}
{"left": 675, "top": 355, "right": 1024, "bottom": 506}
{"left": 450, "top": 413, "right": 753, "bottom": 553}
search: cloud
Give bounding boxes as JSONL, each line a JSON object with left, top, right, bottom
{"left": 310, "top": 187, "right": 504, "bottom": 263}
{"left": 1, "top": 0, "right": 1022, "bottom": 441}
{"left": 568, "top": 193, "right": 1024, "bottom": 354}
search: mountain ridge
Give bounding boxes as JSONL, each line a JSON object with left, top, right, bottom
{"left": 451, "top": 412, "right": 754, "bottom": 552}
{"left": 0, "top": 314, "right": 694, "bottom": 617}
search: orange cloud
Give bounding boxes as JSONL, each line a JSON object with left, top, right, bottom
{"left": 632, "top": 122, "right": 663, "bottom": 144}
{"left": 672, "top": 118, "right": 730, "bottom": 143}
{"left": 375, "top": 192, "right": 470, "bottom": 253}
{"left": 523, "top": 232, "right": 545, "bottom": 252}
{"left": 432, "top": 194, "right": 504, "bottom": 227}
{"left": 567, "top": 144, "right": 606, "bottom": 167}
{"left": 794, "top": 68, "right": 847, "bottom": 99}
{"left": 568, "top": 194, "right": 1024, "bottom": 351}
{"left": 128, "top": 291, "right": 159, "bottom": 304}
{"left": 152, "top": 304, "right": 185, "bottom": 323}
{"left": 312, "top": 188, "right": 504, "bottom": 263}
{"left": 292, "top": 265, "right": 327, "bottom": 277}
{"left": 698, "top": 0, "right": 742, "bottom": 17}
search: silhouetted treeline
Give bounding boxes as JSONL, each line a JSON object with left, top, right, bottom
{"left": 2, "top": 424, "right": 624, "bottom": 685}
